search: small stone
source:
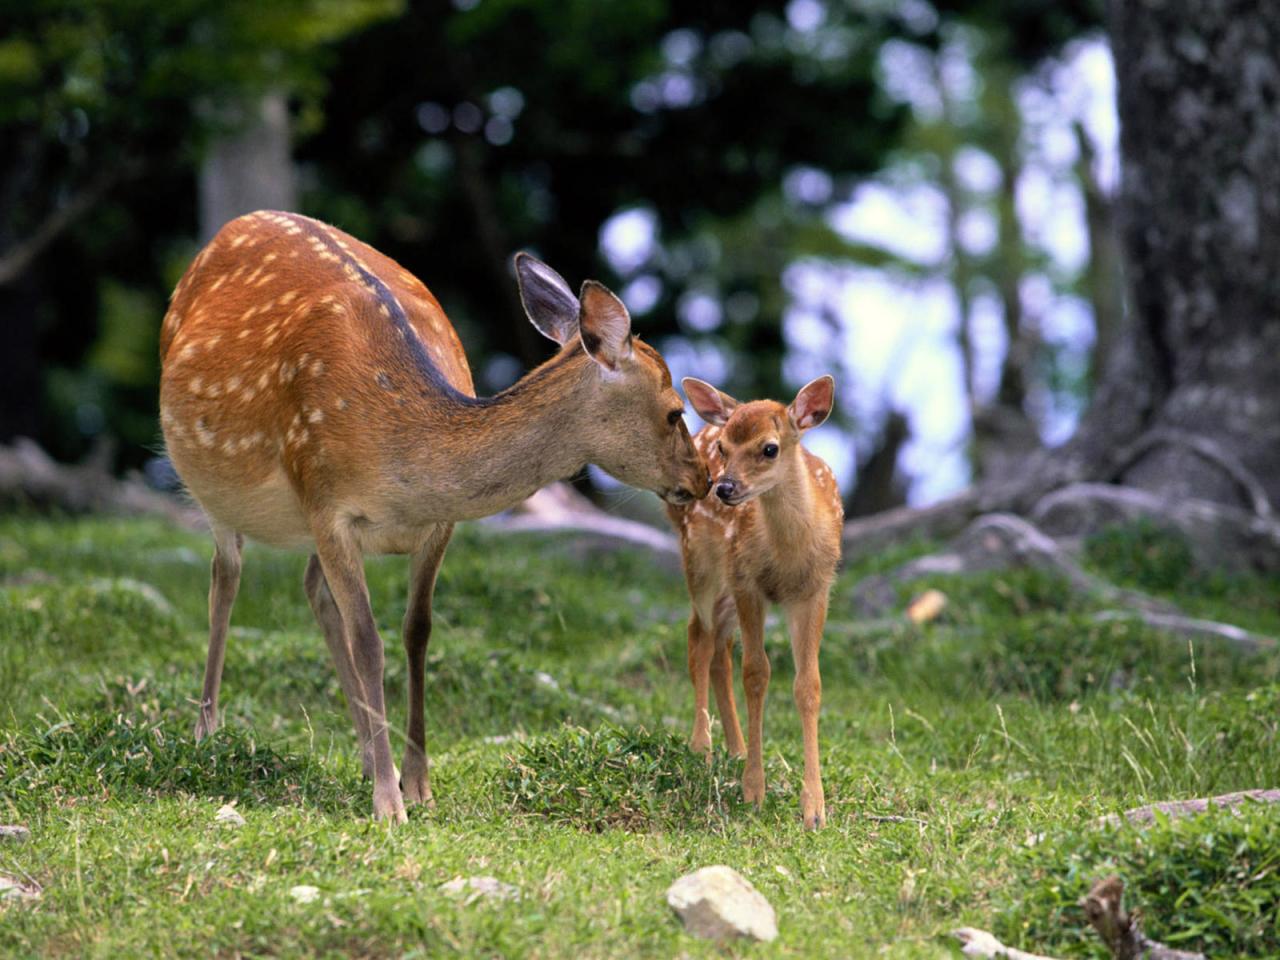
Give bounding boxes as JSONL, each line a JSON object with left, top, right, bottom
{"left": 439, "top": 875, "right": 520, "bottom": 904}
{"left": 0, "top": 875, "right": 41, "bottom": 903}
{"left": 214, "top": 804, "right": 245, "bottom": 827}
{"left": 290, "top": 885, "right": 320, "bottom": 904}
{"left": 0, "top": 826, "right": 30, "bottom": 843}
{"left": 666, "top": 865, "right": 777, "bottom": 942}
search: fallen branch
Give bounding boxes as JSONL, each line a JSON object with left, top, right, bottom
{"left": 1082, "top": 876, "right": 1205, "bottom": 960}
{"left": 841, "top": 491, "right": 979, "bottom": 563}
{"left": 0, "top": 438, "right": 203, "bottom": 528}
{"left": 850, "top": 513, "right": 1174, "bottom": 618}
{"left": 1092, "top": 610, "right": 1276, "bottom": 653}
{"left": 1108, "top": 789, "right": 1280, "bottom": 826}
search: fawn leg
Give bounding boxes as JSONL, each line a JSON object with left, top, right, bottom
{"left": 736, "top": 590, "right": 769, "bottom": 806}
{"left": 709, "top": 595, "right": 745, "bottom": 757}
{"left": 687, "top": 609, "right": 716, "bottom": 757}
{"left": 787, "top": 594, "right": 827, "bottom": 829}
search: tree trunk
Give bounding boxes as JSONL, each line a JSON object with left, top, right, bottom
{"left": 984, "top": 1, "right": 1280, "bottom": 513}
{"left": 198, "top": 92, "right": 297, "bottom": 242}
{"left": 853, "top": 3, "right": 1280, "bottom": 570}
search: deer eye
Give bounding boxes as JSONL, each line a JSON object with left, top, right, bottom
{"left": 762, "top": 442, "right": 779, "bottom": 459}
{"left": 667, "top": 409, "right": 684, "bottom": 427}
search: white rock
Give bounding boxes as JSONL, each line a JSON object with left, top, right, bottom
{"left": 666, "top": 865, "right": 777, "bottom": 942}
{"left": 439, "top": 875, "right": 520, "bottom": 904}
{"left": 0, "top": 825, "right": 30, "bottom": 843}
{"left": 0, "top": 875, "right": 41, "bottom": 902}
{"left": 214, "top": 804, "right": 245, "bottom": 827}
{"left": 290, "top": 885, "right": 321, "bottom": 904}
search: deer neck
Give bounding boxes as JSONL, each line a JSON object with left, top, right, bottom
{"left": 402, "top": 348, "right": 598, "bottom": 521}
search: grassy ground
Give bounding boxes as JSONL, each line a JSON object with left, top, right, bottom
{"left": 1, "top": 513, "right": 1278, "bottom": 957}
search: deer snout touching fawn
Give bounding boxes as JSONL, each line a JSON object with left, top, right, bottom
{"left": 159, "top": 210, "right": 708, "bottom": 824}
{"left": 667, "top": 375, "right": 842, "bottom": 829}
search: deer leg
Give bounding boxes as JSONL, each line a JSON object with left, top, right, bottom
{"left": 710, "top": 595, "right": 745, "bottom": 758}
{"left": 787, "top": 594, "right": 827, "bottom": 830}
{"left": 313, "top": 528, "right": 404, "bottom": 823}
{"left": 687, "top": 609, "right": 715, "bottom": 758}
{"left": 736, "top": 590, "right": 770, "bottom": 807}
{"left": 304, "top": 554, "right": 377, "bottom": 779}
{"left": 400, "top": 523, "right": 453, "bottom": 807}
{"left": 194, "top": 526, "right": 242, "bottom": 740}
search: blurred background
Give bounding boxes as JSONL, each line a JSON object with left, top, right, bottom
{"left": 0, "top": 0, "right": 1111, "bottom": 516}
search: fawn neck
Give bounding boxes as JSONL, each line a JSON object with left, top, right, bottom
{"left": 754, "top": 450, "right": 821, "bottom": 554}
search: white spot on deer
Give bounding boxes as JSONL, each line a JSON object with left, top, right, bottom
{"left": 195, "top": 418, "right": 216, "bottom": 448}
{"left": 257, "top": 372, "right": 270, "bottom": 391}
{"left": 279, "top": 290, "right": 298, "bottom": 305}
{"left": 335, "top": 398, "right": 348, "bottom": 411}
{"left": 226, "top": 375, "right": 242, "bottom": 393}
{"left": 206, "top": 381, "right": 222, "bottom": 398}
{"left": 230, "top": 234, "right": 248, "bottom": 249}
{"left": 221, "top": 438, "right": 238, "bottom": 456}
{"left": 253, "top": 272, "right": 276, "bottom": 287}
{"left": 263, "top": 253, "right": 278, "bottom": 264}
{"left": 310, "top": 360, "right": 324, "bottom": 377}
{"left": 378, "top": 302, "right": 390, "bottom": 318}
{"left": 209, "top": 275, "right": 228, "bottom": 292}
{"left": 308, "top": 409, "right": 324, "bottom": 424}
{"left": 207, "top": 335, "right": 221, "bottom": 349}
{"left": 237, "top": 329, "right": 251, "bottom": 340}
{"left": 180, "top": 342, "right": 197, "bottom": 361}
{"left": 189, "top": 376, "right": 203, "bottom": 395}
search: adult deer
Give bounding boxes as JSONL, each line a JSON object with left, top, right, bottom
{"left": 667, "top": 376, "right": 842, "bottom": 829}
{"left": 159, "top": 210, "right": 708, "bottom": 823}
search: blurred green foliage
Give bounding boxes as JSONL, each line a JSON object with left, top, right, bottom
{"left": 1, "top": 0, "right": 1101, "bottom": 472}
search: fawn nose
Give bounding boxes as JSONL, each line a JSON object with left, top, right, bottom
{"left": 715, "top": 479, "right": 737, "bottom": 502}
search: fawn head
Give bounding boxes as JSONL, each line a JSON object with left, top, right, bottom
{"left": 682, "top": 375, "right": 835, "bottom": 505}
{"left": 516, "top": 254, "right": 709, "bottom": 504}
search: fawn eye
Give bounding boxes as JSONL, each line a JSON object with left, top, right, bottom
{"left": 762, "top": 442, "right": 779, "bottom": 459}
{"left": 667, "top": 409, "right": 683, "bottom": 426}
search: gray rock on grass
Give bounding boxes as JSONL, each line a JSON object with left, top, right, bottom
{"left": 439, "top": 876, "right": 521, "bottom": 904}
{"left": 666, "top": 865, "right": 778, "bottom": 942}
{"left": 0, "top": 826, "right": 30, "bottom": 843}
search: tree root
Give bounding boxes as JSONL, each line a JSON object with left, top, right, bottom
{"left": 1081, "top": 876, "right": 1205, "bottom": 960}
{"left": 952, "top": 876, "right": 1206, "bottom": 960}
{"left": 850, "top": 512, "right": 1174, "bottom": 618}
{"left": 1092, "top": 610, "right": 1276, "bottom": 653}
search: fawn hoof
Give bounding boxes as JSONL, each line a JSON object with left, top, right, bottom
{"left": 742, "top": 772, "right": 765, "bottom": 807}
{"left": 801, "top": 785, "right": 826, "bottom": 829}
{"left": 689, "top": 732, "right": 712, "bottom": 759}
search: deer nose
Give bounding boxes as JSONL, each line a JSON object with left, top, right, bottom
{"left": 715, "top": 480, "right": 737, "bottom": 502}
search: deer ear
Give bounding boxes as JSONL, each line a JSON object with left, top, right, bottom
{"left": 578, "top": 280, "right": 632, "bottom": 370}
{"left": 515, "top": 253, "right": 579, "bottom": 345}
{"left": 682, "top": 377, "right": 739, "bottom": 426}
{"left": 788, "top": 375, "right": 835, "bottom": 431}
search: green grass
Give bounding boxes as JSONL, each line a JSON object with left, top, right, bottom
{"left": 0, "top": 513, "right": 1278, "bottom": 957}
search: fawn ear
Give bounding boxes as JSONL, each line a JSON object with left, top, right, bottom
{"left": 682, "top": 377, "right": 739, "bottom": 426}
{"left": 788, "top": 375, "right": 834, "bottom": 431}
{"left": 578, "top": 280, "right": 633, "bottom": 370}
{"left": 515, "top": 253, "right": 579, "bottom": 345}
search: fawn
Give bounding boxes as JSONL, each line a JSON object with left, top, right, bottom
{"left": 159, "top": 210, "right": 708, "bottom": 823}
{"left": 668, "top": 375, "right": 842, "bottom": 829}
